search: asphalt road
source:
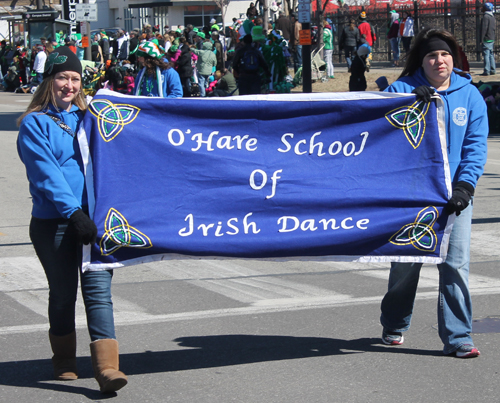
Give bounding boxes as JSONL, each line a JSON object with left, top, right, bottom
{"left": 0, "top": 89, "right": 499, "bottom": 403}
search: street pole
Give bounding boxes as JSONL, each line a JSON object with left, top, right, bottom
{"left": 83, "top": 0, "right": 92, "bottom": 61}
{"left": 301, "top": 22, "right": 312, "bottom": 93}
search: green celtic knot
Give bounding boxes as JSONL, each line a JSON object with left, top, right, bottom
{"left": 99, "top": 208, "right": 152, "bottom": 256}
{"left": 389, "top": 206, "right": 439, "bottom": 252}
{"left": 385, "top": 100, "right": 430, "bottom": 149}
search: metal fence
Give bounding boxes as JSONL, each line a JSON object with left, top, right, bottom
{"left": 313, "top": 0, "right": 499, "bottom": 64}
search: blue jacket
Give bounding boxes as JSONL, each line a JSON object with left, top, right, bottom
{"left": 134, "top": 67, "right": 183, "bottom": 98}
{"left": 17, "top": 104, "right": 86, "bottom": 219}
{"left": 386, "top": 68, "right": 488, "bottom": 188}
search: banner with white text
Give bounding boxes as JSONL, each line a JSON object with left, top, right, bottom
{"left": 79, "top": 90, "right": 453, "bottom": 271}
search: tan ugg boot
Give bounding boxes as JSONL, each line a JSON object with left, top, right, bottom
{"left": 90, "top": 339, "right": 128, "bottom": 393}
{"left": 48, "top": 330, "right": 78, "bottom": 380}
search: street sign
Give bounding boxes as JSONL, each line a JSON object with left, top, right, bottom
{"left": 75, "top": 3, "right": 98, "bottom": 21}
{"left": 299, "top": 29, "right": 311, "bottom": 45}
{"left": 297, "top": 0, "right": 309, "bottom": 3}
{"left": 298, "top": 10, "right": 311, "bottom": 23}
{"left": 80, "top": 21, "right": 87, "bottom": 35}
{"left": 298, "top": 3, "right": 310, "bottom": 11}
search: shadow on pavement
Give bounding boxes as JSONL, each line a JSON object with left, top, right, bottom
{"left": 0, "top": 334, "right": 442, "bottom": 395}
{"left": 0, "top": 112, "right": 23, "bottom": 132}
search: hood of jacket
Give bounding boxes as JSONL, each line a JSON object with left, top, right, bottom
{"left": 405, "top": 67, "right": 471, "bottom": 94}
{"left": 202, "top": 41, "right": 213, "bottom": 51}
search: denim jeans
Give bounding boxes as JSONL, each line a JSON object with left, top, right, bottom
{"left": 294, "top": 45, "right": 303, "bottom": 73}
{"left": 380, "top": 202, "right": 474, "bottom": 355}
{"left": 482, "top": 41, "right": 496, "bottom": 74}
{"left": 344, "top": 46, "right": 356, "bottom": 69}
{"left": 197, "top": 72, "right": 208, "bottom": 97}
{"left": 30, "top": 217, "right": 116, "bottom": 341}
{"left": 389, "top": 37, "right": 400, "bottom": 62}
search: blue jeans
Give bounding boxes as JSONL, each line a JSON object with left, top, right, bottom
{"left": 344, "top": 46, "right": 356, "bottom": 69}
{"left": 482, "top": 41, "right": 496, "bottom": 74}
{"left": 380, "top": 202, "right": 474, "bottom": 355}
{"left": 293, "top": 45, "right": 303, "bottom": 73}
{"left": 30, "top": 216, "right": 116, "bottom": 341}
{"left": 389, "top": 37, "right": 400, "bottom": 62}
{"left": 197, "top": 72, "right": 209, "bottom": 97}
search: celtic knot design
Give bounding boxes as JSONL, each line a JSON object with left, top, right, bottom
{"left": 389, "top": 206, "right": 439, "bottom": 252}
{"left": 385, "top": 100, "right": 430, "bottom": 149}
{"left": 89, "top": 99, "right": 140, "bottom": 142}
{"left": 99, "top": 208, "right": 152, "bottom": 256}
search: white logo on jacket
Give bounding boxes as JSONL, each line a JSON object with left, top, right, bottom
{"left": 452, "top": 107, "right": 467, "bottom": 126}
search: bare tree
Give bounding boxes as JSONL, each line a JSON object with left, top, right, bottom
{"left": 316, "top": 0, "right": 330, "bottom": 54}
{"left": 214, "top": 0, "right": 231, "bottom": 64}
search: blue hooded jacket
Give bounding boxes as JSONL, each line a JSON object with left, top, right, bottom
{"left": 17, "top": 104, "right": 87, "bottom": 219}
{"left": 385, "top": 68, "right": 488, "bottom": 188}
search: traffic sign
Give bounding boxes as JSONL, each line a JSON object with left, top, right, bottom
{"left": 298, "top": 3, "right": 310, "bottom": 11}
{"left": 298, "top": 10, "right": 311, "bottom": 23}
{"left": 75, "top": 4, "right": 98, "bottom": 21}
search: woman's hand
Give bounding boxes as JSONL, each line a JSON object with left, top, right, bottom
{"left": 69, "top": 209, "right": 98, "bottom": 245}
{"left": 412, "top": 85, "right": 435, "bottom": 103}
{"left": 445, "top": 182, "right": 474, "bottom": 216}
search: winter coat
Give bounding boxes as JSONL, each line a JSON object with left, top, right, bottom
{"left": 340, "top": 26, "right": 360, "bottom": 48}
{"left": 385, "top": 68, "right": 488, "bottom": 187}
{"left": 176, "top": 46, "right": 194, "bottom": 79}
{"left": 17, "top": 104, "right": 86, "bottom": 219}
{"left": 192, "top": 42, "right": 217, "bottom": 76}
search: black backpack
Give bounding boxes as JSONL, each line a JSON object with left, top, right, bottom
{"left": 240, "top": 48, "right": 260, "bottom": 73}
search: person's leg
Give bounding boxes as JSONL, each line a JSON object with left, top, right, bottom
{"left": 30, "top": 217, "right": 79, "bottom": 336}
{"left": 437, "top": 203, "right": 477, "bottom": 355}
{"left": 380, "top": 262, "right": 423, "bottom": 333}
{"left": 29, "top": 217, "right": 79, "bottom": 379}
{"left": 197, "top": 72, "right": 206, "bottom": 96}
{"left": 489, "top": 42, "right": 496, "bottom": 74}
{"left": 81, "top": 269, "right": 115, "bottom": 341}
{"left": 482, "top": 42, "right": 492, "bottom": 75}
{"left": 295, "top": 44, "right": 303, "bottom": 73}
{"left": 345, "top": 46, "right": 353, "bottom": 70}
{"left": 325, "top": 49, "right": 334, "bottom": 77}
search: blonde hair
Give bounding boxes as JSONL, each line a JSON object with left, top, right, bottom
{"left": 16, "top": 75, "right": 87, "bottom": 126}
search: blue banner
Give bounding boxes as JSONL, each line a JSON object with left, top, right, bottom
{"left": 79, "top": 90, "right": 453, "bottom": 271}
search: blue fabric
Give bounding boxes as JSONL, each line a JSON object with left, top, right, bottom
{"left": 17, "top": 104, "right": 86, "bottom": 219}
{"left": 381, "top": 201, "right": 474, "bottom": 354}
{"left": 385, "top": 69, "right": 488, "bottom": 188}
{"left": 81, "top": 91, "right": 453, "bottom": 270}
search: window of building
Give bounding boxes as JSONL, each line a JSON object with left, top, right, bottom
{"left": 184, "top": 5, "right": 221, "bottom": 29}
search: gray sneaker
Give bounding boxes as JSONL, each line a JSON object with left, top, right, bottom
{"left": 382, "top": 328, "right": 404, "bottom": 345}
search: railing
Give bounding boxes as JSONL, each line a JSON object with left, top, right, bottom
{"left": 312, "top": 0, "right": 497, "bottom": 64}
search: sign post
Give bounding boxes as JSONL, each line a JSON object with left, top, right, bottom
{"left": 76, "top": 1, "right": 95, "bottom": 60}
{"left": 298, "top": 0, "right": 312, "bottom": 93}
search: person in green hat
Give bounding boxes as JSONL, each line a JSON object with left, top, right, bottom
{"left": 134, "top": 39, "right": 182, "bottom": 97}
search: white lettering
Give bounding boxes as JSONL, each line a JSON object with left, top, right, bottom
{"left": 278, "top": 133, "right": 293, "bottom": 153}
{"left": 168, "top": 129, "right": 184, "bottom": 146}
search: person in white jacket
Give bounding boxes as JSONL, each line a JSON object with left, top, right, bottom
{"left": 400, "top": 11, "right": 414, "bottom": 57}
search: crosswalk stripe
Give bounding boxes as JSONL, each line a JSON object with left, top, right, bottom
{"left": 1, "top": 256, "right": 500, "bottom": 336}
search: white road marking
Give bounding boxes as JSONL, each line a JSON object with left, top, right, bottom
{"left": 1, "top": 256, "right": 500, "bottom": 335}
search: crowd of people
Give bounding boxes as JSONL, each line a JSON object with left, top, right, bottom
{"left": 1, "top": 14, "right": 308, "bottom": 97}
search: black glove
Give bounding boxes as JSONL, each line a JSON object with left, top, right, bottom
{"left": 445, "top": 181, "right": 474, "bottom": 216}
{"left": 69, "top": 209, "right": 98, "bottom": 245}
{"left": 412, "top": 85, "right": 436, "bottom": 103}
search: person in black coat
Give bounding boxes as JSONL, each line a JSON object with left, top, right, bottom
{"left": 176, "top": 43, "right": 194, "bottom": 97}
{"left": 349, "top": 45, "right": 369, "bottom": 92}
